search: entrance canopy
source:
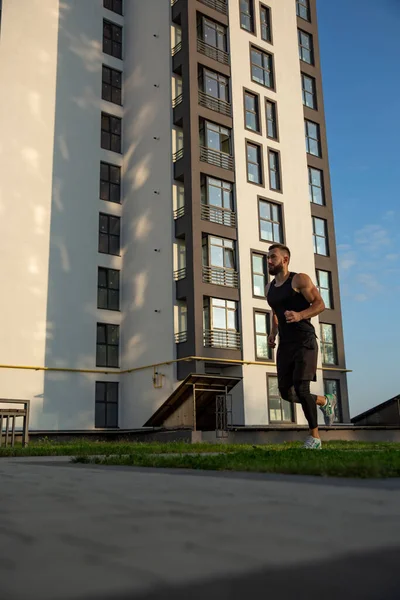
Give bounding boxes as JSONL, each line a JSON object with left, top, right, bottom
{"left": 144, "top": 373, "right": 241, "bottom": 428}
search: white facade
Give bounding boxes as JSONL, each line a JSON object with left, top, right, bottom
{"left": 228, "top": 0, "right": 324, "bottom": 426}
{"left": 0, "top": 0, "right": 326, "bottom": 431}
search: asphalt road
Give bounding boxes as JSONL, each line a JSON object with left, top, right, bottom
{"left": 1, "top": 457, "right": 399, "bottom": 600}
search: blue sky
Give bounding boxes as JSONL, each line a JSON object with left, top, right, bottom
{"left": 317, "top": 0, "right": 400, "bottom": 416}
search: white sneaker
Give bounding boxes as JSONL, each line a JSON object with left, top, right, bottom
{"left": 303, "top": 436, "right": 322, "bottom": 450}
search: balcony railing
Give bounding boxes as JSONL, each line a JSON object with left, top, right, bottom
{"left": 198, "top": 0, "right": 228, "bottom": 15}
{"left": 203, "top": 329, "right": 241, "bottom": 350}
{"left": 172, "top": 41, "right": 182, "bottom": 56}
{"left": 198, "top": 90, "right": 232, "bottom": 117}
{"left": 175, "top": 331, "right": 188, "bottom": 344}
{"left": 174, "top": 206, "right": 185, "bottom": 219}
{"left": 201, "top": 204, "right": 236, "bottom": 227}
{"left": 197, "top": 39, "right": 229, "bottom": 65}
{"left": 200, "top": 146, "right": 234, "bottom": 170}
{"left": 203, "top": 266, "right": 238, "bottom": 288}
{"left": 173, "top": 148, "right": 184, "bottom": 162}
{"left": 172, "top": 93, "right": 183, "bottom": 108}
{"left": 174, "top": 267, "right": 186, "bottom": 281}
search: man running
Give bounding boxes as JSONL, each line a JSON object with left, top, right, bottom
{"left": 266, "top": 243, "right": 336, "bottom": 449}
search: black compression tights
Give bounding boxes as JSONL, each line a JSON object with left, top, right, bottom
{"left": 279, "top": 381, "right": 318, "bottom": 430}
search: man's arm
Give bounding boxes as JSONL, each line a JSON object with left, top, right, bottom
{"left": 265, "top": 282, "right": 279, "bottom": 346}
{"left": 285, "top": 273, "right": 325, "bottom": 323}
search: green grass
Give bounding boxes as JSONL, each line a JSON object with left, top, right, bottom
{"left": 1, "top": 439, "right": 400, "bottom": 458}
{"left": 73, "top": 448, "right": 400, "bottom": 479}
{"left": 2, "top": 440, "right": 400, "bottom": 477}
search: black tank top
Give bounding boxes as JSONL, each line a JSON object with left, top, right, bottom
{"left": 267, "top": 272, "right": 315, "bottom": 343}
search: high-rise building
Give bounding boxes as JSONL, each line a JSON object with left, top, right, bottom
{"left": 0, "top": 0, "right": 349, "bottom": 432}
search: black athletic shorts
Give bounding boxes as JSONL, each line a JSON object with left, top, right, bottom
{"left": 276, "top": 336, "right": 318, "bottom": 390}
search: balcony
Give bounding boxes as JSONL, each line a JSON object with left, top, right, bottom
{"left": 200, "top": 146, "right": 234, "bottom": 171}
{"left": 174, "top": 267, "right": 186, "bottom": 281}
{"left": 172, "top": 93, "right": 183, "bottom": 109}
{"left": 173, "top": 148, "right": 184, "bottom": 163}
{"left": 198, "top": 0, "right": 228, "bottom": 15}
{"left": 203, "top": 329, "right": 241, "bottom": 350}
{"left": 198, "top": 90, "right": 232, "bottom": 117}
{"left": 175, "top": 331, "right": 188, "bottom": 344}
{"left": 203, "top": 266, "right": 238, "bottom": 288}
{"left": 172, "top": 41, "right": 182, "bottom": 57}
{"left": 197, "top": 39, "right": 229, "bottom": 65}
{"left": 174, "top": 206, "right": 185, "bottom": 220}
{"left": 201, "top": 204, "right": 236, "bottom": 227}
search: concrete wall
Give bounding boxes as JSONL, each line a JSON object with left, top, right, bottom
{"left": 119, "top": 0, "right": 177, "bottom": 427}
{"left": 228, "top": 0, "right": 324, "bottom": 426}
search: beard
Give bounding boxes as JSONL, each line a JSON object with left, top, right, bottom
{"left": 268, "top": 262, "right": 284, "bottom": 275}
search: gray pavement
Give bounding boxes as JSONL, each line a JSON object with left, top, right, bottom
{"left": 1, "top": 457, "right": 399, "bottom": 600}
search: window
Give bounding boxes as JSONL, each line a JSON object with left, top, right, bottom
{"left": 320, "top": 323, "right": 337, "bottom": 365}
{"left": 95, "top": 381, "right": 118, "bottom": 428}
{"left": 103, "top": 20, "right": 122, "bottom": 59}
{"left": 98, "top": 267, "right": 120, "bottom": 311}
{"left": 255, "top": 312, "right": 272, "bottom": 360}
{"left": 260, "top": 5, "right": 272, "bottom": 43}
{"left": 251, "top": 47, "right": 274, "bottom": 89}
{"left": 266, "top": 100, "right": 278, "bottom": 140}
{"left": 302, "top": 73, "right": 317, "bottom": 109}
{"left": 203, "top": 236, "right": 235, "bottom": 270}
{"left": 203, "top": 237, "right": 236, "bottom": 286}
{"left": 200, "top": 17, "right": 227, "bottom": 52}
{"left": 201, "top": 121, "right": 231, "bottom": 154}
{"left": 298, "top": 30, "right": 313, "bottom": 64}
{"left": 324, "top": 379, "right": 341, "bottom": 422}
{"left": 305, "top": 120, "right": 321, "bottom": 157}
{"left": 100, "top": 162, "right": 121, "bottom": 203}
{"left": 102, "top": 65, "right": 122, "bottom": 105}
{"left": 309, "top": 167, "right": 324, "bottom": 205}
{"left": 296, "top": 0, "right": 310, "bottom": 21}
{"left": 201, "top": 69, "right": 229, "bottom": 103}
{"left": 312, "top": 217, "right": 328, "bottom": 256}
{"left": 244, "top": 91, "right": 260, "bottom": 132}
{"left": 259, "top": 199, "right": 282, "bottom": 243}
{"left": 201, "top": 176, "right": 234, "bottom": 226}
{"left": 316, "top": 269, "right": 332, "bottom": 309}
{"left": 246, "top": 142, "right": 263, "bottom": 185}
{"left": 101, "top": 113, "right": 122, "bottom": 153}
{"left": 268, "top": 149, "right": 281, "bottom": 191}
{"left": 99, "top": 213, "right": 121, "bottom": 255}
{"left": 201, "top": 176, "right": 233, "bottom": 210}
{"left": 240, "top": 0, "right": 254, "bottom": 33}
{"left": 252, "top": 252, "right": 268, "bottom": 297}
{"left": 203, "top": 298, "right": 239, "bottom": 349}
{"left": 104, "top": 0, "right": 123, "bottom": 15}
{"left": 268, "top": 376, "right": 294, "bottom": 423}
{"left": 96, "top": 323, "right": 119, "bottom": 367}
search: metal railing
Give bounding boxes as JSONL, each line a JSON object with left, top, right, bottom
{"left": 172, "top": 93, "right": 183, "bottom": 108}
{"left": 174, "top": 267, "right": 186, "bottom": 281}
{"left": 201, "top": 204, "right": 236, "bottom": 227}
{"left": 202, "top": 265, "right": 238, "bottom": 287}
{"left": 198, "top": 90, "right": 232, "bottom": 117}
{"left": 197, "top": 39, "right": 229, "bottom": 65}
{"left": 172, "top": 41, "right": 182, "bottom": 57}
{"left": 173, "top": 148, "right": 184, "bottom": 162}
{"left": 175, "top": 331, "right": 188, "bottom": 344}
{"left": 0, "top": 399, "right": 30, "bottom": 447}
{"left": 203, "top": 329, "right": 241, "bottom": 350}
{"left": 200, "top": 146, "right": 234, "bottom": 170}
{"left": 198, "top": 0, "right": 228, "bottom": 15}
{"left": 174, "top": 206, "right": 185, "bottom": 219}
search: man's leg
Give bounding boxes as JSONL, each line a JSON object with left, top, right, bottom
{"left": 293, "top": 380, "right": 326, "bottom": 438}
